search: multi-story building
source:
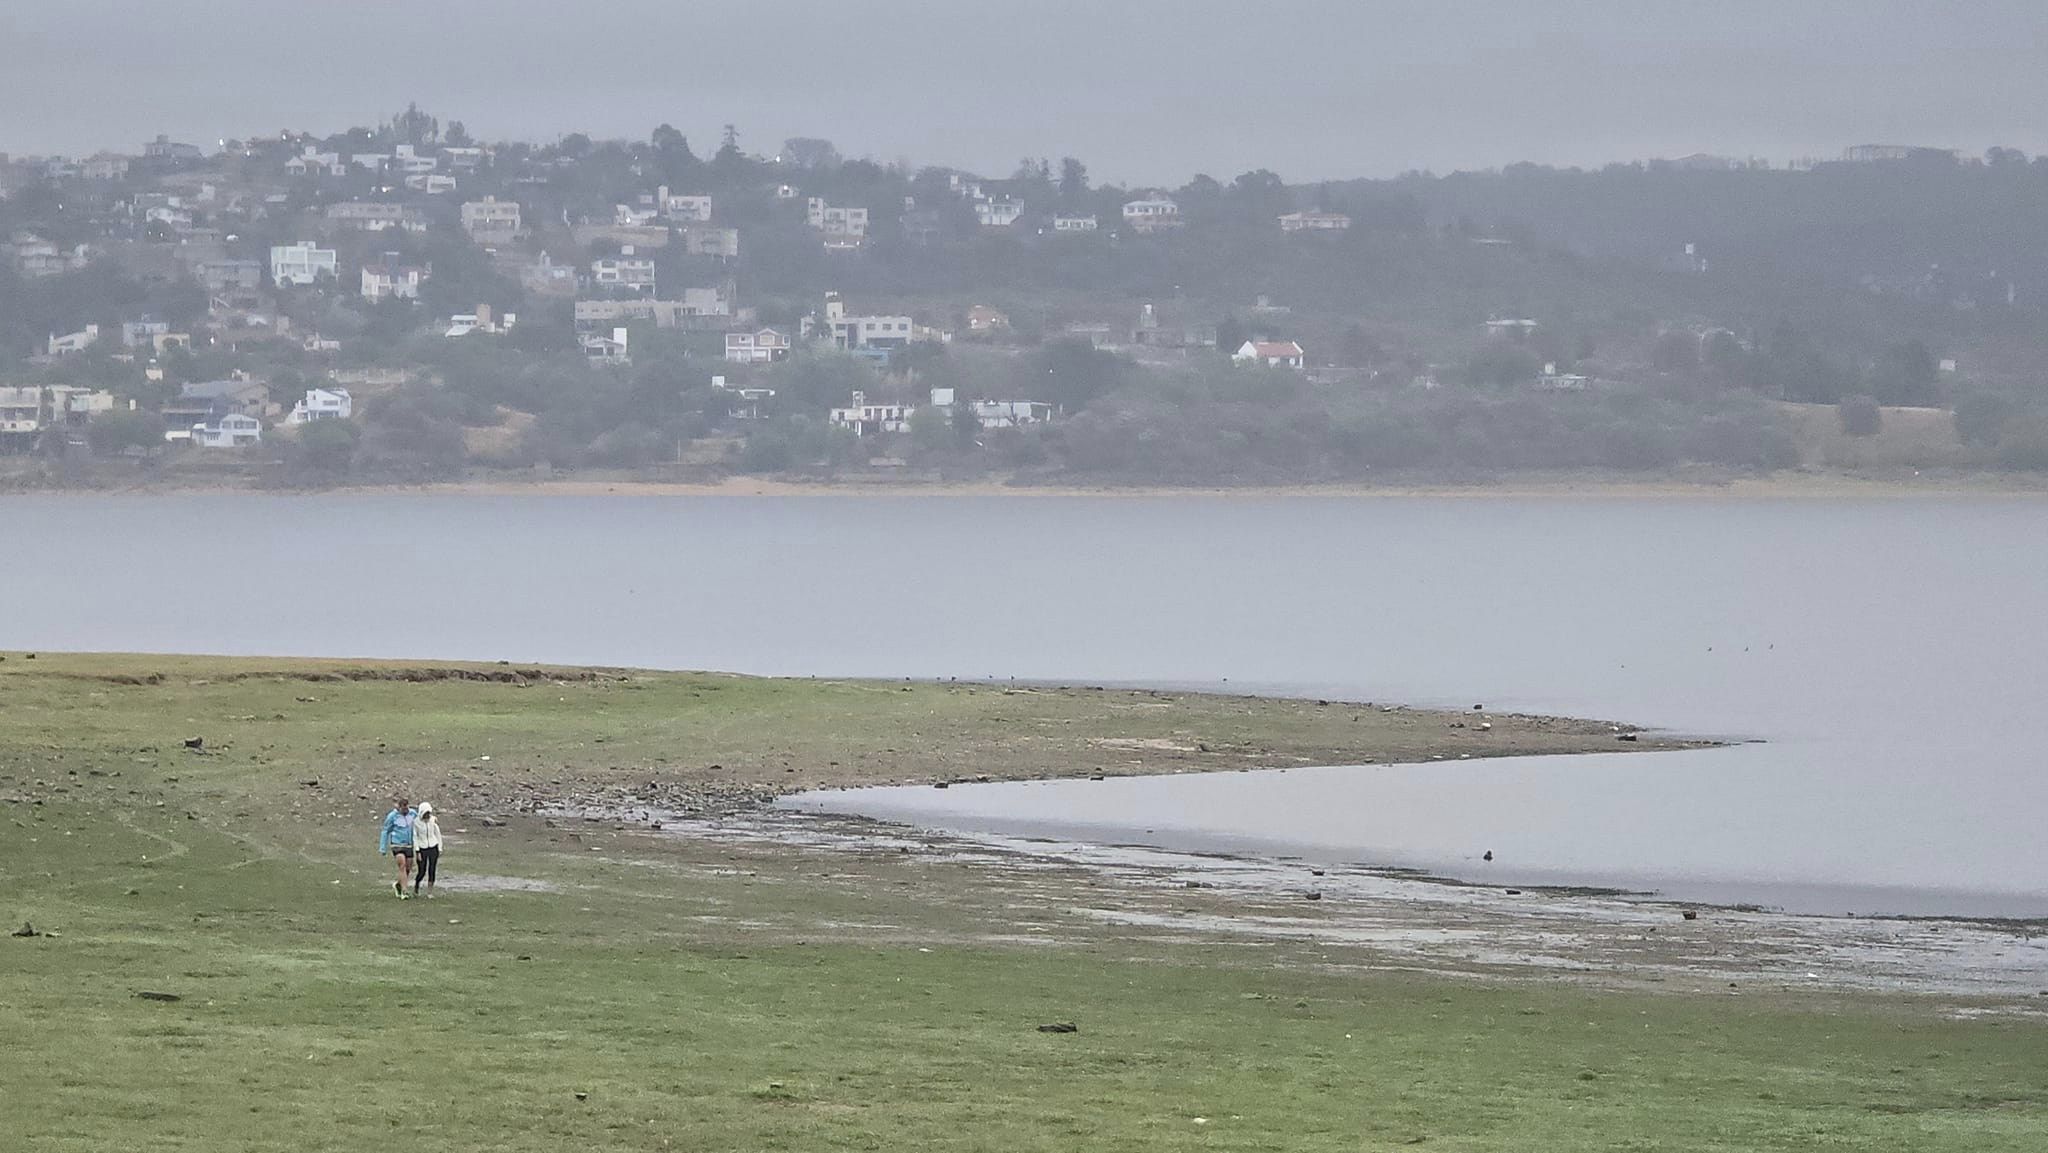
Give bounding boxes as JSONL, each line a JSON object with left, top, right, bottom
{"left": 270, "top": 241, "right": 338, "bottom": 286}
{"left": 460, "top": 196, "right": 522, "bottom": 243}
{"left": 325, "top": 202, "right": 428, "bottom": 233}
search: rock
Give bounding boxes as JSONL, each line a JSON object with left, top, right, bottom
{"left": 1505, "top": 889, "right": 1522, "bottom": 896}
{"left": 136, "top": 991, "right": 182, "bottom": 1002}
{"left": 1482, "top": 850, "right": 1494, "bottom": 862}
{"left": 1303, "top": 891, "right": 1323, "bottom": 901}
{"left": 1310, "top": 869, "right": 1325, "bottom": 877}
{"left": 481, "top": 816, "right": 505, "bottom": 828}
{"left": 1036, "top": 1022, "right": 1078, "bottom": 1033}
{"left": 573, "top": 1091, "right": 588, "bottom": 1101}
{"left": 933, "top": 781, "right": 949, "bottom": 790}
{"left": 1681, "top": 909, "right": 1699, "bottom": 921}
{"left": 1616, "top": 732, "right": 1639, "bottom": 742}
{"left": 182, "top": 737, "right": 204, "bottom": 750}
{"left": 10, "top": 921, "right": 38, "bottom": 938}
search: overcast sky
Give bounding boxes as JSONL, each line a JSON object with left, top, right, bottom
{"left": 5, "top": 0, "right": 2045, "bottom": 183}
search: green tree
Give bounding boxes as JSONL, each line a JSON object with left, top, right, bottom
{"left": 85, "top": 409, "right": 163, "bottom": 456}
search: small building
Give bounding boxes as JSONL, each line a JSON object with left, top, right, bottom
{"left": 1278, "top": 211, "right": 1352, "bottom": 232}
{"left": 325, "top": 202, "right": 428, "bottom": 233}
{"left": 444, "top": 304, "right": 516, "bottom": 338}
{"left": 144, "top": 135, "right": 205, "bottom": 162}
{"left": 287, "top": 388, "right": 353, "bottom": 424}
{"left": 188, "top": 413, "right": 263, "bottom": 448}
{"left": 806, "top": 198, "right": 868, "bottom": 246}
{"left": 46, "top": 324, "right": 102, "bottom": 356}
{"left": 1485, "top": 317, "right": 1540, "bottom": 339}
{"left": 930, "top": 389, "right": 1053, "bottom": 429}
{"left": 966, "top": 305, "right": 1011, "bottom": 333}
{"left": 284, "top": 146, "right": 346, "bottom": 178}
{"left": 163, "top": 378, "right": 270, "bottom": 432}
{"left": 580, "top": 327, "right": 631, "bottom": 366}
{"left": 678, "top": 226, "right": 741, "bottom": 259}
{"left": 1122, "top": 195, "right": 1183, "bottom": 233}
{"left": 975, "top": 198, "right": 1025, "bottom": 229}
{"left": 1537, "top": 363, "right": 1589, "bottom": 391}
{"left": 460, "top": 196, "right": 522, "bottom": 243}
{"left": 829, "top": 390, "right": 914, "bottom": 436}
{"left": 1052, "top": 215, "right": 1099, "bottom": 232}
{"left": 662, "top": 192, "right": 713, "bottom": 222}
{"left": 589, "top": 251, "right": 658, "bottom": 295}
{"left": 1233, "top": 340, "right": 1306, "bottom": 370}
{"left": 271, "top": 241, "right": 338, "bottom": 287}
{"left": 724, "top": 328, "right": 792, "bottom": 365}
{"left": 519, "top": 251, "right": 579, "bottom": 297}
{"left": 195, "top": 259, "right": 263, "bottom": 293}
{"left": 361, "top": 257, "right": 428, "bottom": 301}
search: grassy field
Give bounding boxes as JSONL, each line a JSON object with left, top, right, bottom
{"left": 3, "top": 654, "right": 2045, "bottom": 1151}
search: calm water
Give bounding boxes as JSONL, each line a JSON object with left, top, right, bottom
{"left": 3, "top": 492, "right": 2044, "bottom": 914}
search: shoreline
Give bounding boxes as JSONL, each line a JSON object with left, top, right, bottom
{"left": 8, "top": 469, "right": 2048, "bottom": 501}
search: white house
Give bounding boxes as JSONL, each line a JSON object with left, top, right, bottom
{"left": 1052, "top": 216, "right": 1099, "bottom": 232}
{"left": 975, "top": 198, "right": 1025, "bottom": 228}
{"left": 589, "top": 250, "right": 657, "bottom": 294}
{"left": 821, "top": 294, "right": 914, "bottom": 350}
{"left": 406, "top": 173, "right": 459, "bottom": 195}
{"left": 662, "top": 193, "right": 713, "bottom": 223}
{"left": 284, "top": 146, "right": 346, "bottom": 178}
{"left": 45, "top": 324, "right": 101, "bottom": 356}
{"left": 580, "top": 327, "right": 630, "bottom": 365}
{"left": 287, "top": 388, "right": 353, "bottom": 424}
{"left": 325, "top": 202, "right": 428, "bottom": 233}
{"left": 445, "top": 304, "right": 516, "bottom": 338}
{"left": 188, "top": 413, "right": 263, "bottom": 448}
{"left": 724, "top": 328, "right": 792, "bottom": 365}
{"left": 360, "top": 258, "right": 427, "bottom": 301}
{"left": 806, "top": 198, "right": 868, "bottom": 244}
{"left": 460, "top": 196, "right": 522, "bottom": 243}
{"left": 270, "top": 241, "right": 338, "bottom": 286}
{"left": 1278, "top": 211, "right": 1352, "bottom": 232}
{"left": 1122, "top": 195, "right": 1183, "bottom": 232}
{"left": 1233, "top": 340, "right": 1306, "bottom": 370}
{"left": 829, "top": 390, "right": 914, "bottom": 436}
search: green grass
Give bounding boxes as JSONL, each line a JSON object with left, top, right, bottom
{"left": 3, "top": 654, "right": 2044, "bottom": 1151}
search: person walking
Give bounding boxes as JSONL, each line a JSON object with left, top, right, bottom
{"left": 412, "top": 802, "right": 443, "bottom": 897}
{"left": 378, "top": 796, "right": 416, "bottom": 899}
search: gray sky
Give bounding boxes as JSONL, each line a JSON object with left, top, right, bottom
{"left": 5, "top": 0, "right": 2045, "bottom": 183}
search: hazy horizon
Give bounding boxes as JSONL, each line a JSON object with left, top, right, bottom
{"left": 5, "top": 0, "right": 2046, "bottom": 184}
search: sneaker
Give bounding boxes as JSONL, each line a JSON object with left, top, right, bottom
{"left": 392, "top": 882, "right": 404, "bottom": 898}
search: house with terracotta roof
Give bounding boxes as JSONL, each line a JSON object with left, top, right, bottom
{"left": 1232, "top": 340, "right": 1306, "bottom": 370}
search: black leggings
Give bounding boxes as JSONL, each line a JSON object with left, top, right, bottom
{"left": 415, "top": 846, "right": 440, "bottom": 888}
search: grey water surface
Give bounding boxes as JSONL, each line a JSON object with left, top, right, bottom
{"left": 3, "top": 491, "right": 2043, "bottom": 914}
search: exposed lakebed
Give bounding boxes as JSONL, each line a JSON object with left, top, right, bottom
{"left": 5, "top": 490, "right": 2046, "bottom": 915}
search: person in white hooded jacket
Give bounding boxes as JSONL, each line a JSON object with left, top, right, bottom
{"left": 412, "top": 802, "right": 444, "bottom": 897}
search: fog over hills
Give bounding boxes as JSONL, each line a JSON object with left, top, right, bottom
{"left": 5, "top": 0, "right": 2046, "bottom": 180}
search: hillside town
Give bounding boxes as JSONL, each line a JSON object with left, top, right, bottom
{"left": 4, "top": 110, "right": 2046, "bottom": 485}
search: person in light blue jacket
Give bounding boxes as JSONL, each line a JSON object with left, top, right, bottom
{"left": 378, "top": 796, "right": 416, "bottom": 899}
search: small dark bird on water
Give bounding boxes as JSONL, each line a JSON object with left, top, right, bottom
{"left": 1482, "top": 850, "right": 1494, "bottom": 862}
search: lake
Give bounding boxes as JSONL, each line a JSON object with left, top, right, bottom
{"left": 3, "top": 491, "right": 2044, "bottom": 915}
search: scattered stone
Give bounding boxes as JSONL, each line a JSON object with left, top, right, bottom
{"left": 933, "top": 781, "right": 949, "bottom": 790}
{"left": 1616, "top": 733, "right": 1639, "bottom": 743}
{"left": 1303, "top": 891, "right": 1323, "bottom": 901}
{"left": 1310, "top": 869, "right": 1325, "bottom": 877}
{"left": 1482, "top": 850, "right": 1494, "bottom": 862}
{"left": 182, "top": 737, "right": 204, "bottom": 750}
{"left": 1505, "top": 889, "right": 1522, "bottom": 896}
{"left": 10, "top": 921, "right": 38, "bottom": 938}
{"left": 136, "top": 991, "right": 182, "bottom": 1002}
{"left": 573, "top": 1092, "right": 588, "bottom": 1102}
{"left": 1681, "top": 909, "right": 1699, "bottom": 921}
{"left": 1036, "top": 1022, "right": 1078, "bottom": 1034}
{"left": 480, "top": 816, "right": 505, "bottom": 828}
